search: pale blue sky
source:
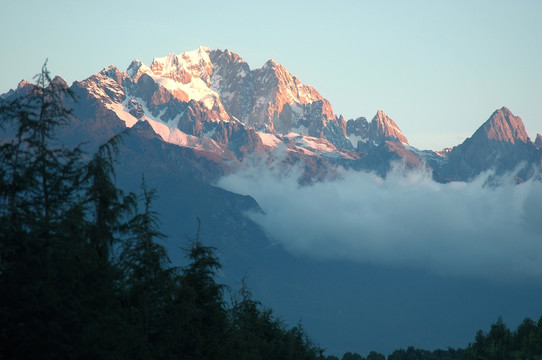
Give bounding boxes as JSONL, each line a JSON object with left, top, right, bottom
{"left": 1, "top": 0, "right": 540, "bottom": 150}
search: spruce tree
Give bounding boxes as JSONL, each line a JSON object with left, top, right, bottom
{"left": 119, "top": 176, "right": 175, "bottom": 359}
{"left": 173, "top": 220, "right": 229, "bottom": 360}
{"left": 0, "top": 61, "right": 90, "bottom": 359}
{"left": 0, "top": 62, "right": 131, "bottom": 359}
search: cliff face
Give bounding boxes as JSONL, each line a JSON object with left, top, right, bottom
{"left": 438, "top": 107, "right": 540, "bottom": 181}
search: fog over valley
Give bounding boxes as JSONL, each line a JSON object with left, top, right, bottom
{"left": 218, "top": 156, "right": 542, "bottom": 284}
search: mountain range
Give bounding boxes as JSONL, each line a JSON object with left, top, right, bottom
{"left": 2, "top": 46, "right": 542, "bottom": 355}
{"left": 5, "top": 46, "right": 539, "bottom": 184}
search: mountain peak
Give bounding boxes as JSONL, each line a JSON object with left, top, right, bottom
{"left": 211, "top": 48, "right": 246, "bottom": 65}
{"left": 126, "top": 59, "right": 152, "bottom": 82}
{"left": 264, "top": 59, "right": 279, "bottom": 68}
{"left": 150, "top": 47, "right": 213, "bottom": 85}
{"left": 17, "top": 79, "right": 32, "bottom": 90}
{"left": 50, "top": 76, "right": 68, "bottom": 88}
{"left": 375, "top": 109, "right": 387, "bottom": 119}
{"left": 369, "top": 110, "right": 408, "bottom": 144}
{"left": 474, "top": 106, "right": 529, "bottom": 144}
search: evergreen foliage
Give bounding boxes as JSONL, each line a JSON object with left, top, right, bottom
{"left": 0, "top": 63, "right": 323, "bottom": 360}
{"left": 461, "top": 315, "right": 542, "bottom": 360}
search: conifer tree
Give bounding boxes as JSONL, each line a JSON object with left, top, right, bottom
{"left": 0, "top": 62, "right": 131, "bottom": 359}
{"left": 174, "top": 219, "right": 229, "bottom": 360}
{"left": 119, "top": 176, "right": 174, "bottom": 359}
{"left": 0, "top": 61, "right": 91, "bottom": 358}
{"left": 85, "top": 132, "right": 131, "bottom": 261}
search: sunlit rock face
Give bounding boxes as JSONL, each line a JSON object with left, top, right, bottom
{"left": 3, "top": 47, "right": 540, "bottom": 183}
{"left": 61, "top": 47, "right": 358, "bottom": 173}
{"left": 473, "top": 107, "right": 529, "bottom": 144}
{"left": 437, "top": 107, "right": 540, "bottom": 181}
{"left": 369, "top": 110, "right": 409, "bottom": 145}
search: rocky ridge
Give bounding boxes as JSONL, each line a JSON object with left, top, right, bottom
{"left": 3, "top": 47, "right": 541, "bottom": 183}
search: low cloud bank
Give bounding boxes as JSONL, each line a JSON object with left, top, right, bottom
{"left": 217, "top": 159, "right": 542, "bottom": 283}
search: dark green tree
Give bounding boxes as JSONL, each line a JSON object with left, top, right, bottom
{"left": 366, "top": 350, "right": 385, "bottom": 360}
{"left": 119, "top": 177, "right": 175, "bottom": 359}
{"left": 461, "top": 316, "right": 542, "bottom": 360}
{"left": 341, "top": 351, "right": 364, "bottom": 360}
{"left": 172, "top": 220, "right": 229, "bottom": 360}
{"left": 85, "top": 131, "right": 131, "bottom": 261}
{"left": 0, "top": 61, "right": 92, "bottom": 359}
{"left": 486, "top": 316, "right": 511, "bottom": 359}
{"left": 228, "top": 277, "right": 272, "bottom": 359}
{"left": 513, "top": 317, "right": 537, "bottom": 359}
{"left": 0, "top": 62, "right": 132, "bottom": 359}
{"left": 227, "top": 277, "right": 309, "bottom": 360}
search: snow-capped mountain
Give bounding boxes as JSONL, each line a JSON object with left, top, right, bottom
{"left": 2, "top": 47, "right": 541, "bottom": 183}
{"left": 67, "top": 46, "right": 362, "bottom": 164}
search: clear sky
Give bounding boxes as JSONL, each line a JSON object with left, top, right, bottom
{"left": 1, "top": 0, "right": 540, "bottom": 150}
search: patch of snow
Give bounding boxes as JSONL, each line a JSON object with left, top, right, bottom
{"left": 321, "top": 152, "right": 345, "bottom": 159}
{"left": 285, "top": 133, "right": 338, "bottom": 154}
{"left": 203, "top": 127, "right": 216, "bottom": 138}
{"left": 164, "top": 113, "right": 181, "bottom": 130}
{"left": 210, "top": 73, "right": 223, "bottom": 91}
{"left": 257, "top": 132, "right": 282, "bottom": 148}
{"left": 183, "top": 46, "right": 212, "bottom": 65}
{"left": 152, "top": 46, "right": 212, "bottom": 83}
{"left": 154, "top": 76, "right": 218, "bottom": 106}
{"left": 405, "top": 145, "right": 448, "bottom": 166}
{"left": 291, "top": 125, "right": 309, "bottom": 136}
{"left": 348, "top": 134, "right": 368, "bottom": 147}
{"left": 144, "top": 119, "right": 171, "bottom": 141}
{"left": 107, "top": 102, "right": 138, "bottom": 127}
{"left": 127, "top": 61, "right": 152, "bottom": 81}
{"left": 291, "top": 103, "right": 304, "bottom": 118}
{"left": 298, "top": 137, "right": 336, "bottom": 153}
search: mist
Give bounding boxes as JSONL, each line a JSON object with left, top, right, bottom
{"left": 217, "top": 157, "right": 542, "bottom": 284}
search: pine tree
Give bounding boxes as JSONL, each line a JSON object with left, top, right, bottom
{"left": 0, "top": 61, "right": 92, "bottom": 359}
{"left": 85, "top": 131, "right": 131, "bottom": 261}
{"left": 119, "top": 176, "right": 175, "bottom": 359}
{"left": 0, "top": 62, "right": 132, "bottom": 359}
{"left": 173, "top": 220, "right": 229, "bottom": 360}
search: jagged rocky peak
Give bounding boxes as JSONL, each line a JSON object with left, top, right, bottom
{"left": 75, "top": 69, "right": 127, "bottom": 105}
{"left": 473, "top": 106, "right": 529, "bottom": 144}
{"left": 126, "top": 59, "right": 152, "bottom": 82}
{"left": 122, "top": 48, "right": 229, "bottom": 118}
{"left": 119, "top": 47, "right": 341, "bottom": 139}
{"left": 248, "top": 56, "right": 335, "bottom": 134}
{"left": 535, "top": 133, "right": 542, "bottom": 149}
{"left": 150, "top": 46, "right": 213, "bottom": 85}
{"left": 210, "top": 48, "right": 245, "bottom": 64}
{"left": 437, "top": 107, "right": 541, "bottom": 182}
{"left": 208, "top": 49, "right": 253, "bottom": 123}
{"left": 369, "top": 110, "right": 409, "bottom": 145}
{"left": 100, "top": 65, "right": 124, "bottom": 85}
{"left": 346, "top": 117, "right": 369, "bottom": 136}
{"left": 346, "top": 117, "right": 369, "bottom": 149}
{"left": 50, "top": 76, "right": 69, "bottom": 87}
{"left": 256, "top": 59, "right": 332, "bottom": 111}
{"left": 17, "top": 79, "right": 32, "bottom": 89}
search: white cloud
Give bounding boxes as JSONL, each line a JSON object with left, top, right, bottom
{"left": 217, "top": 157, "right": 542, "bottom": 283}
